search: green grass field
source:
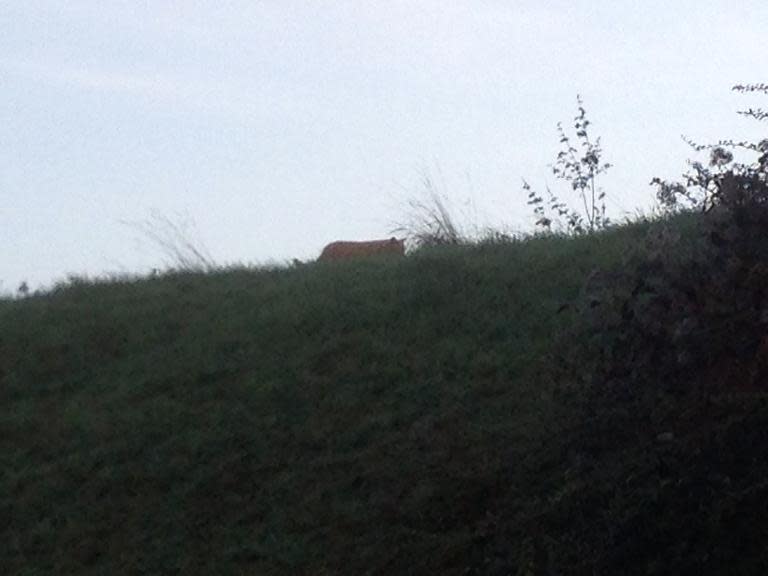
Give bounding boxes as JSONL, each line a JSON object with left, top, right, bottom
{"left": 4, "top": 212, "right": 768, "bottom": 575}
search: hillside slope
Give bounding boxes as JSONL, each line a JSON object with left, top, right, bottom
{"left": 3, "top": 213, "right": 768, "bottom": 575}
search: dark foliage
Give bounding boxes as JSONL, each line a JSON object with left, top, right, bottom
{"left": 653, "top": 83, "right": 768, "bottom": 212}
{"left": 521, "top": 172, "right": 768, "bottom": 574}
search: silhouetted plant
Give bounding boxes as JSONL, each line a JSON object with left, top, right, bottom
{"left": 557, "top": 85, "right": 768, "bottom": 427}
{"left": 536, "top": 87, "right": 768, "bottom": 571}
{"left": 394, "top": 172, "right": 466, "bottom": 246}
{"left": 525, "top": 95, "right": 612, "bottom": 234}
{"left": 652, "top": 83, "right": 768, "bottom": 212}
{"left": 121, "top": 210, "right": 216, "bottom": 272}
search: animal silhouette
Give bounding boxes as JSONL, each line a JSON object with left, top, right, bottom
{"left": 319, "top": 237, "right": 405, "bottom": 261}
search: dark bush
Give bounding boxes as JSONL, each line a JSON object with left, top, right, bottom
{"left": 529, "top": 171, "right": 768, "bottom": 574}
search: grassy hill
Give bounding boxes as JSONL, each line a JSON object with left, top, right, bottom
{"left": 4, "top": 211, "right": 768, "bottom": 575}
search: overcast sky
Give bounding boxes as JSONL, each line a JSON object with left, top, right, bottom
{"left": 2, "top": 1, "right": 767, "bottom": 291}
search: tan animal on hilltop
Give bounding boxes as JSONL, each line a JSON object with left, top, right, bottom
{"left": 319, "top": 237, "right": 406, "bottom": 261}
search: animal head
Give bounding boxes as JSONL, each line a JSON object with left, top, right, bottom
{"left": 388, "top": 237, "right": 406, "bottom": 251}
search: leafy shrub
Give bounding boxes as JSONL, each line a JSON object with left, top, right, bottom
{"left": 533, "top": 162, "right": 768, "bottom": 575}
{"left": 512, "top": 85, "right": 768, "bottom": 573}
{"left": 652, "top": 83, "right": 768, "bottom": 212}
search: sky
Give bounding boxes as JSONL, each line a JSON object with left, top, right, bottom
{"left": 2, "top": 1, "right": 768, "bottom": 291}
